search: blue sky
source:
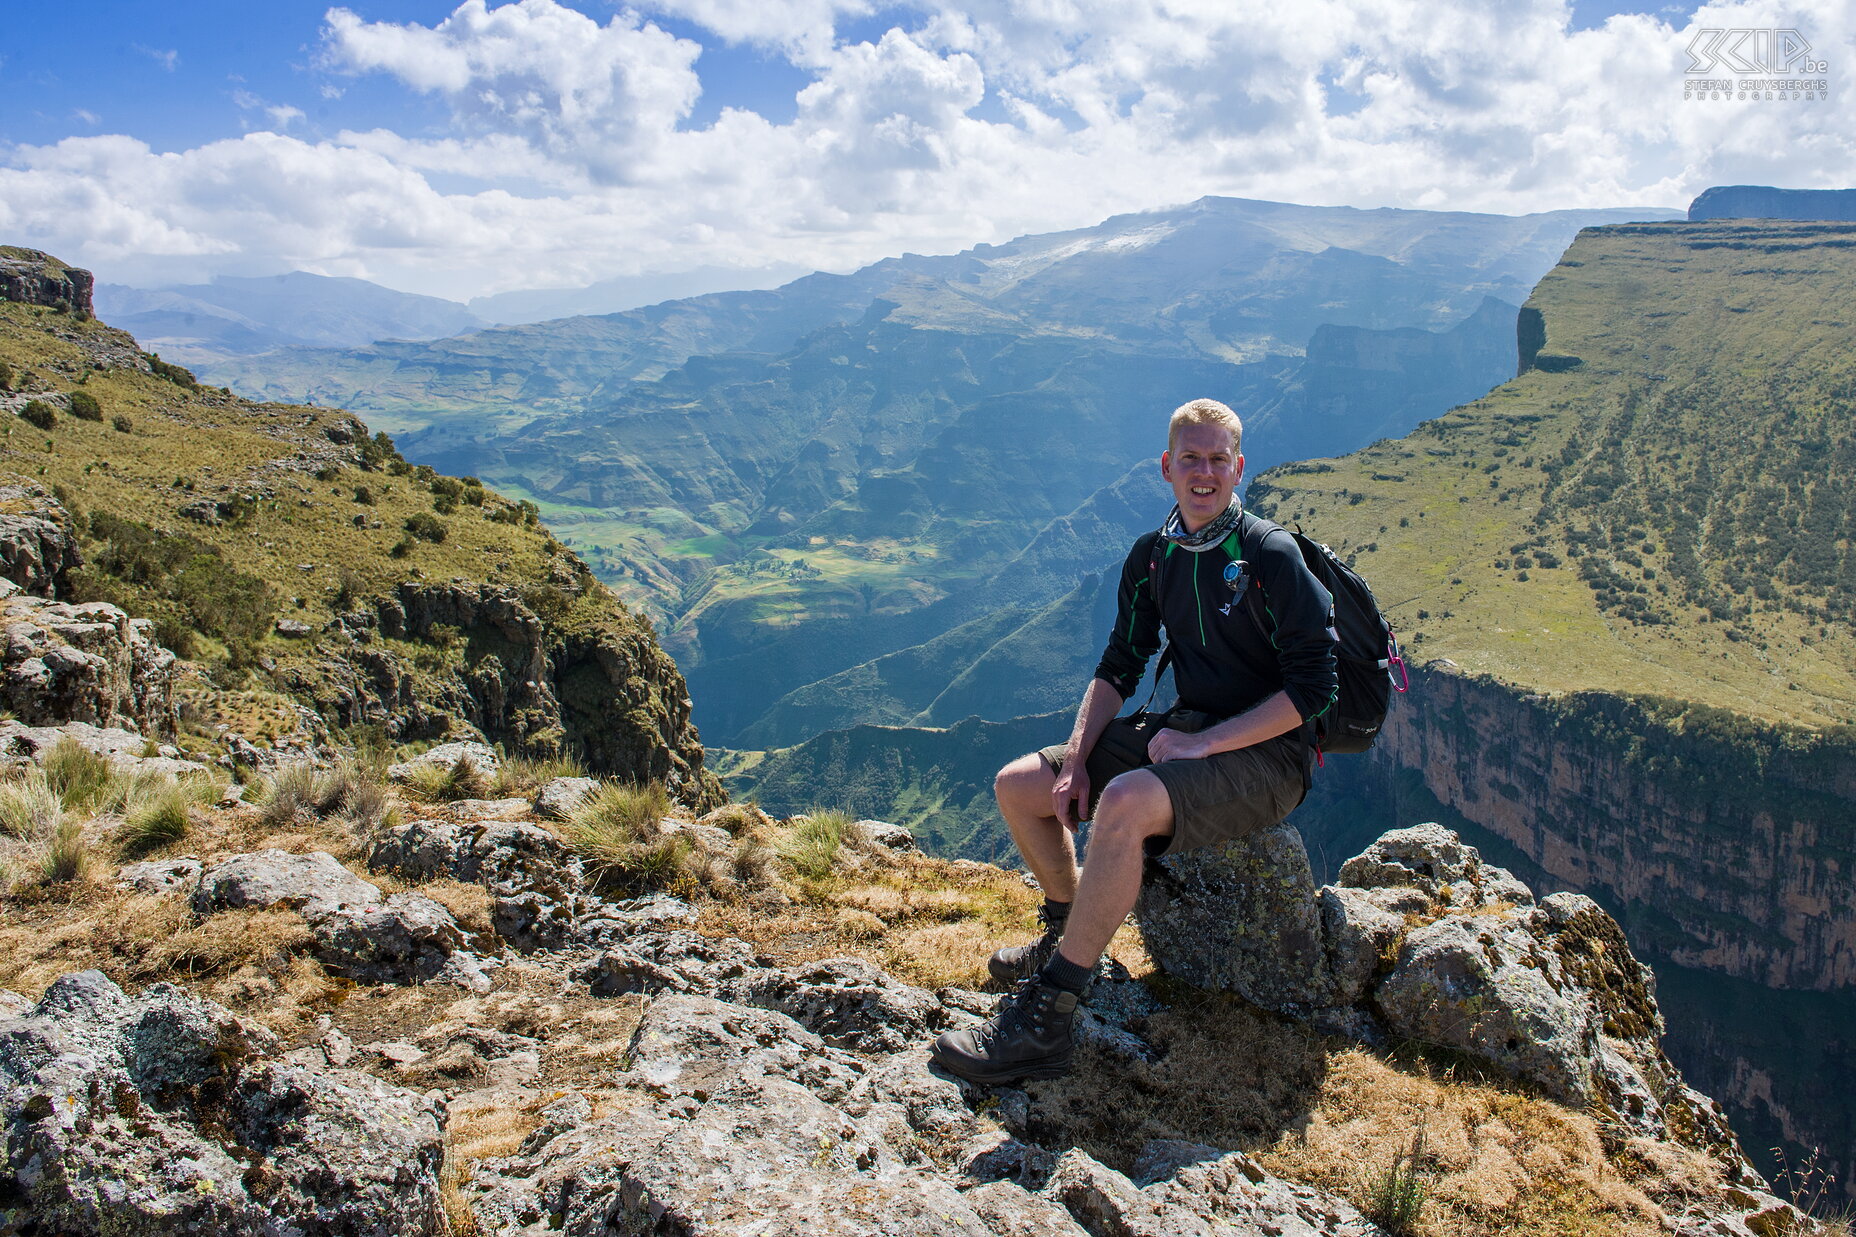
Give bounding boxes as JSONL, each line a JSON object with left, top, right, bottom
{"left": 2, "top": 1, "right": 1845, "bottom": 300}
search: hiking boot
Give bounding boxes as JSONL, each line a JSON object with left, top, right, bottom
{"left": 930, "top": 977, "right": 1079, "bottom": 1085}
{"left": 987, "top": 906, "right": 1066, "bottom": 986}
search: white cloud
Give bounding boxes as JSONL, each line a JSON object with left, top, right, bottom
{"left": 135, "top": 44, "right": 180, "bottom": 72}
{"left": 322, "top": 0, "right": 704, "bottom": 184}
{"left": 643, "top": 0, "right": 876, "bottom": 64}
{"left": 3, "top": 0, "right": 1851, "bottom": 300}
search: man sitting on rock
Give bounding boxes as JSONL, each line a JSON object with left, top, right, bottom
{"left": 932, "top": 398, "right": 1338, "bottom": 1084}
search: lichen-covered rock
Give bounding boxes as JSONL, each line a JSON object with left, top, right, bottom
{"left": 580, "top": 929, "right": 759, "bottom": 997}
{"left": 534, "top": 775, "right": 599, "bottom": 820}
{"left": 308, "top": 891, "right": 489, "bottom": 990}
{"left": 0, "top": 719, "right": 207, "bottom": 778}
{"left": 370, "top": 817, "right": 584, "bottom": 895}
{"left": 0, "top": 479, "right": 81, "bottom": 598}
{"left": 1, "top": 594, "right": 177, "bottom": 736}
{"left": 720, "top": 957, "right": 947, "bottom": 1054}
{"left": 1319, "top": 883, "right": 1429, "bottom": 1008}
{"left": 1042, "top": 1145, "right": 1381, "bottom": 1237}
{"left": 620, "top": 992, "right": 863, "bottom": 1104}
{"left": 1134, "top": 820, "right": 1332, "bottom": 1012}
{"left": 115, "top": 856, "right": 204, "bottom": 895}
{"left": 387, "top": 739, "right": 500, "bottom": 783}
{"left": 192, "top": 849, "right": 381, "bottom": 917}
{"left": 1375, "top": 905, "right": 1599, "bottom": 1103}
{"left": 1337, "top": 822, "right": 1535, "bottom": 910}
{"left": 0, "top": 970, "right": 444, "bottom": 1236}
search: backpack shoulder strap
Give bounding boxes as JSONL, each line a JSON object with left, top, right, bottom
{"left": 1237, "top": 511, "right": 1285, "bottom": 646}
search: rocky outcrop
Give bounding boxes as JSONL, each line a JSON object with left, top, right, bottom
{"left": 0, "top": 719, "right": 205, "bottom": 777}
{"left": 1, "top": 593, "right": 178, "bottom": 736}
{"left": 189, "top": 849, "right": 492, "bottom": 991}
{"left": 299, "top": 581, "right": 722, "bottom": 811}
{"left": 1138, "top": 820, "right": 1784, "bottom": 1221}
{"left": 0, "top": 246, "right": 93, "bottom": 317}
{"left": 0, "top": 971, "right": 445, "bottom": 1235}
{"left": 0, "top": 480, "right": 80, "bottom": 598}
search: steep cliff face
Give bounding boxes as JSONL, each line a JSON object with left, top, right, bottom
{"left": 1373, "top": 665, "right": 1856, "bottom": 992}
{"left": 0, "top": 247, "right": 92, "bottom": 318}
{"left": 1688, "top": 184, "right": 1856, "bottom": 222}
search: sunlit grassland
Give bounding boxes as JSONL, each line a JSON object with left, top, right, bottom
{"left": 1251, "top": 221, "right": 1856, "bottom": 729}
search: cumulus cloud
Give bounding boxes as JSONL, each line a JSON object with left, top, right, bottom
{"left": 322, "top": 0, "right": 704, "bottom": 184}
{"left": 3, "top": 0, "right": 1850, "bottom": 299}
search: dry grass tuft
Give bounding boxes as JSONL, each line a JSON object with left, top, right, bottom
{"left": 407, "top": 755, "right": 490, "bottom": 803}
{"left": 0, "top": 769, "right": 65, "bottom": 839}
{"left": 259, "top": 761, "right": 395, "bottom": 839}
{"left": 697, "top": 802, "right": 774, "bottom": 838}
{"left": 778, "top": 809, "right": 854, "bottom": 881}
{"left": 1258, "top": 1047, "right": 1671, "bottom": 1237}
{"left": 421, "top": 879, "right": 494, "bottom": 938}
{"left": 40, "top": 738, "right": 116, "bottom": 812}
{"left": 557, "top": 781, "right": 697, "bottom": 895}
{"left": 490, "top": 752, "right": 588, "bottom": 797}
{"left": 118, "top": 782, "right": 195, "bottom": 855}
{"left": 37, "top": 819, "right": 92, "bottom": 884}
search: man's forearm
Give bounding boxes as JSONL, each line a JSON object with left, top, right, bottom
{"left": 1187, "top": 690, "right": 1302, "bottom": 756}
{"left": 1067, "top": 677, "right": 1126, "bottom": 758}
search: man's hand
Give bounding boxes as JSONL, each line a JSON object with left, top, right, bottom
{"left": 1147, "top": 727, "right": 1209, "bottom": 763}
{"left": 1052, "top": 760, "right": 1091, "bottom": 830}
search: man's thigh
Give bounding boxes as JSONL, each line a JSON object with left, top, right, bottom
{"left": 1145, "top": 734, "right": 1307, "bottom": 856}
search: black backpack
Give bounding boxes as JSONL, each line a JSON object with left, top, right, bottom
{"left": 1149, "top": 514, "right": 1406, "bottom": 756}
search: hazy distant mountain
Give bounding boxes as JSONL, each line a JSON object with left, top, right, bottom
{"left": 93, "top": 272, "right": 487, "bottom": 365}
{"left": 1688, "top": 184, "right": 1856, "bottom": 221}
{"left": 469, "top": 263, "right": 812, "bottom": 325}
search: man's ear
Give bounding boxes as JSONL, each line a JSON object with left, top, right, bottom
{"left": 1234, "top": 453, "right": 1245, "bottom": 486}
{"left": 1161, "top": 450, "right": 1173, "bottom": 481}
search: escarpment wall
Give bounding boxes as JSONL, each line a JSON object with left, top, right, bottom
{"left": 1371, "top": 664, "right": 1856, "bottom": 992}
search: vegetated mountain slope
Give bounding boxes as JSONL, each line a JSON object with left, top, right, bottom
{"left": 0, "top": 253, "right": 719, "bottom": 807}
{"left": 94, "top": 273, "right": 487, "bottom": 366}
{"left": 1251, "top": 219, "right": 1856, "bottom": 728}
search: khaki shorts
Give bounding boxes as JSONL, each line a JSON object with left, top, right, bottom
{"left": 1039, "top": 708, "right": 1309, "bottom": 857}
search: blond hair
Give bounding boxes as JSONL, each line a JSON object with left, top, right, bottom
{"left": 1168, "top": 398, "right": 1242, "bottom": 455}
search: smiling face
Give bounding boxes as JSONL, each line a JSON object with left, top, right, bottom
{"left": 1161, "top": 422, "right": 1243, "bottom": 532}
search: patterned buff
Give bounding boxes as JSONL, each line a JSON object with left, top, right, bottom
{"left": 1159, "top": 496, "right": 1243, "bottom": 551}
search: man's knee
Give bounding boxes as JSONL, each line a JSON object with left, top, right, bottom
{"left": 995, "top": 752, "right": 1053, "bottom": 807}
{"left": 1092, "top": 772, "right": 1172, "bottom": 841}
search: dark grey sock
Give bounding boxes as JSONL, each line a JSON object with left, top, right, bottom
{"left": 1040, "top": 952, "right": 1093, "bottom": 994}
{"left": 1043, "top": 898, "right": 1072, "bottom": 923}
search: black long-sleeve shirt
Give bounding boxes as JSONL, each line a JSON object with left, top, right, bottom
{"left": 1094, "top": 513, "right": 1339, "bottom": 725}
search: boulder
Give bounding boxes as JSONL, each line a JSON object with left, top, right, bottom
{"left": 115, "top": 856, "right": 203, "bottom": 895}
{"left": 0, "top": 720, "right": 207, "bottom": 778}
{"left": 1337, "top": 822, "right": 1535, "bottom": 910}
{"left": 851, "top": 819, "right": 919, "bottom": 853}
{"left": 0, "top": 970, "right": 444, "bottom": 1236}
{"left": 192, "top": 849, "right": 381, "bottom": 917}
{"left": 308, "top": 891, "right": 491, "bottom": 991}
{"left": 0, "top": 479, "right": 80, "bottom": 597}
{"left": 0, "top": 594, "right": 178, "bottom": 736}
{"left": 387, "top": 739, "right": 499, "bottom": 783}
{"left": 1134, "top": 820, "right": 1333, "bottom": 1012}
{"left": 370, "top": 817, "right": 583, "bottom": 895}
{"left": 534, "top": 775, "right": 598, "bottom": 820}
{"left": 720, "top": 956, "right": 947, "bottom": 1054}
